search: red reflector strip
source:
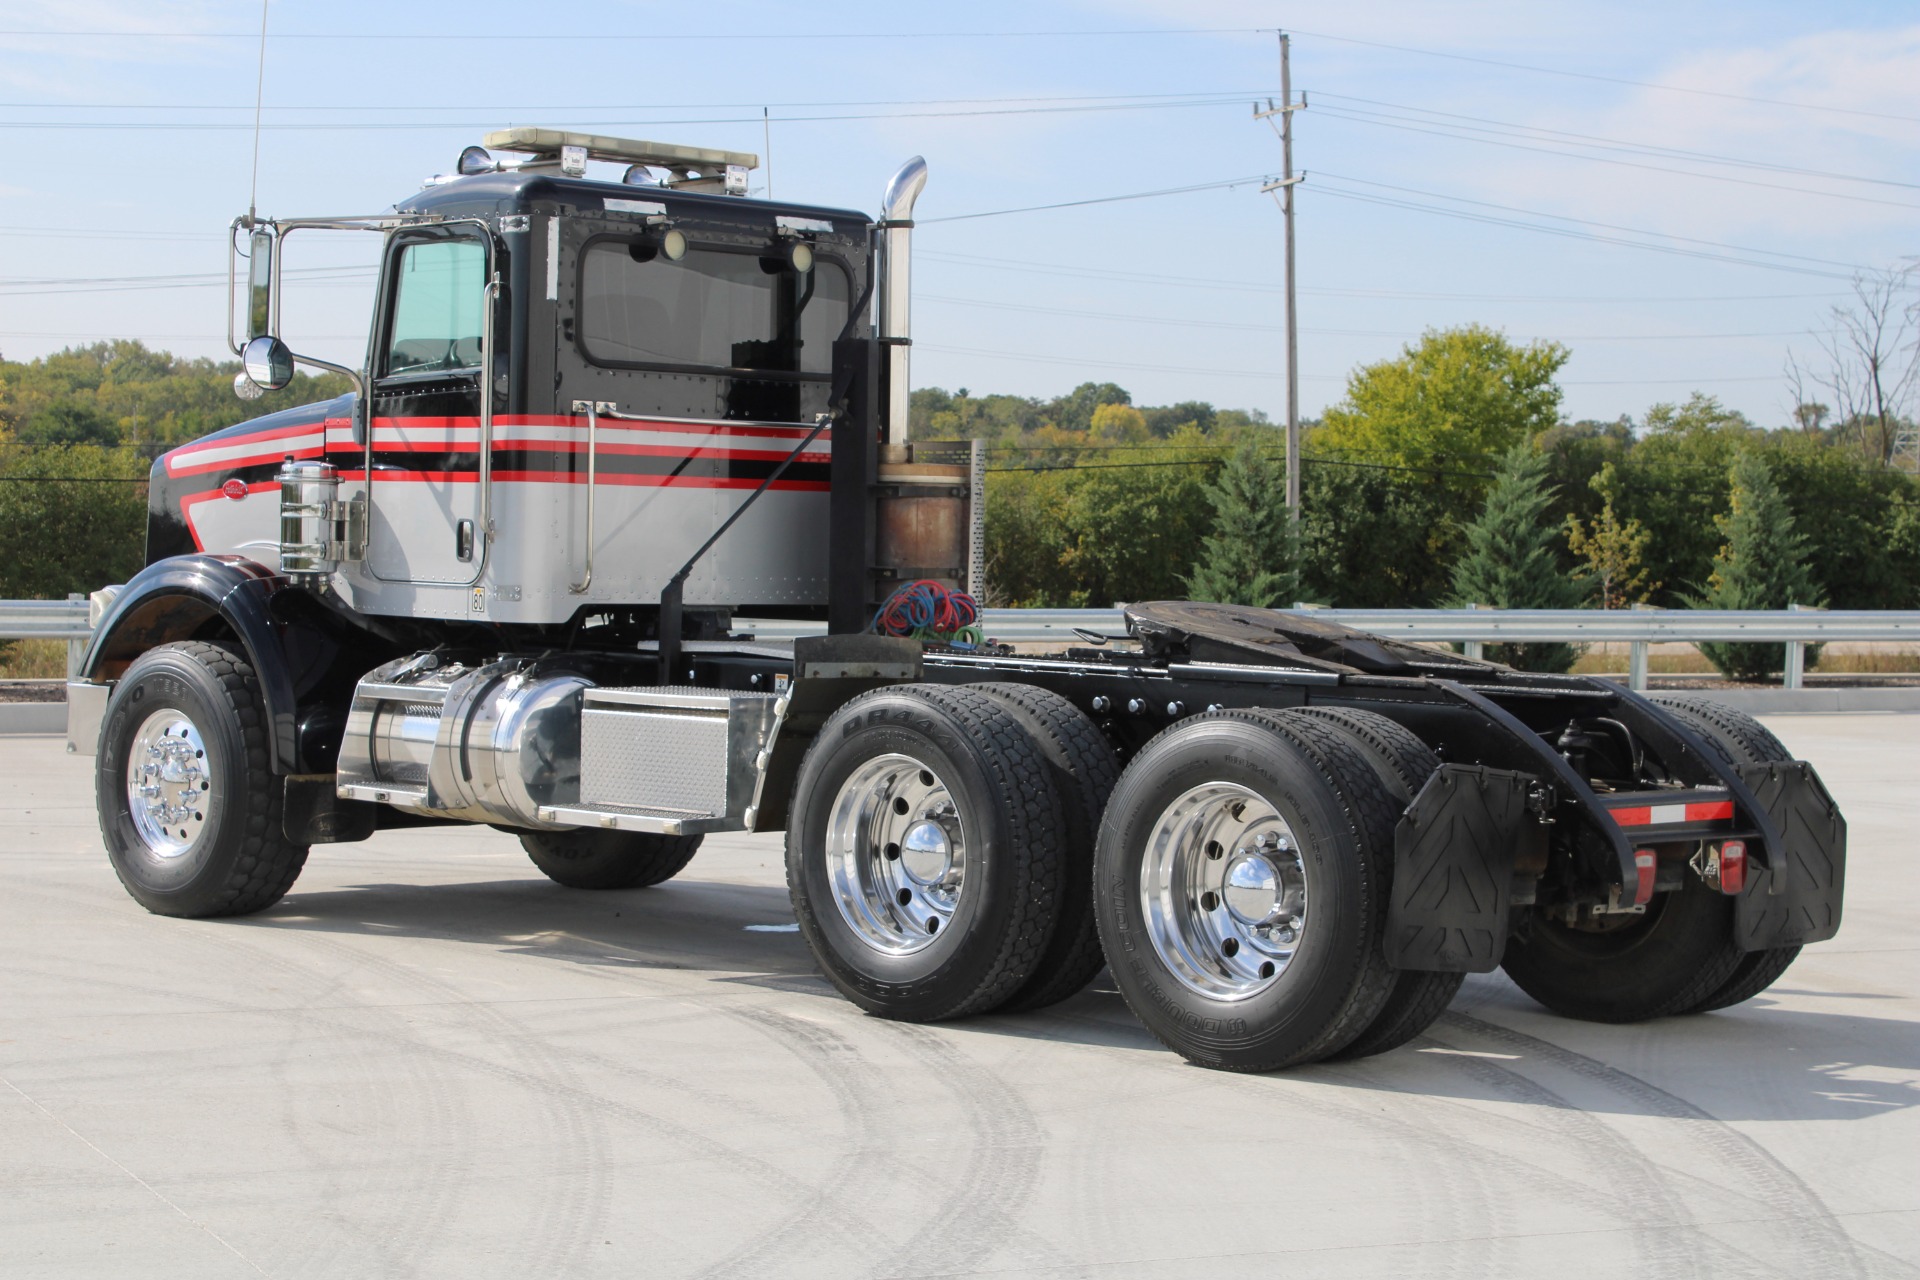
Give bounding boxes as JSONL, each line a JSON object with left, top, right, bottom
{"left": 1633, "top": 849, "right": 1657, "bottom": 906}
{"left": 1609, "top": 799, "right": 1736, "bottom": 828}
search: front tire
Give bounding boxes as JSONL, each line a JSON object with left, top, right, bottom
{"left": 786, "top": 685, "right": 1066, "bottom": 1023}
{"left": 97, "top": 640, "right": 307, "bottom": 918}
{"left": 1093, "top": 711, "right": 1399, "bottom": 1072}
{"left": 521, "top": 829, "right": 702, "bottom": 889}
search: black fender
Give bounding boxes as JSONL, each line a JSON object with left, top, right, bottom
{"left": 82, "top": 555, "right": 303, "bottom": 773}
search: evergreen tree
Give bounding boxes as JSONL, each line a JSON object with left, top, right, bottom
{"left": 1446, "top": 444, "right": 1586, "bottom": 671}
{"left": 1184, "top": 435, "right": 1297, "bottom": 608}
{"left": 1691, "top": 452, "right": 1824, "bottom": 681}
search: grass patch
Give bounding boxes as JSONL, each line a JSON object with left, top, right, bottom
{"left": 1572, "top": 646, "right": 1920, "bottom": 676}
{"left": 0, "top": 638, "right": 72, "bottom": 679}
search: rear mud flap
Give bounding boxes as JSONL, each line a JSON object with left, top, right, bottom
{"left": 1735, "top": 761, "right": 1846, "bottom": 949}
{"left": 1388, "top": 765, "right": 1536, "bottom": 973}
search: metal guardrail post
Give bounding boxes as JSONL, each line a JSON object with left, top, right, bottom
{"left": 65, "top": 593, "right": 85, "bottom": 678}
{"left": 1784, "top": 603, "right": 1813, "bottom": 690}
{"left": 1462, "top": 603, "right": 1485, "bottom": 661}
{"left": 1629, "top": 603, "right": 1655, "bottom": 692}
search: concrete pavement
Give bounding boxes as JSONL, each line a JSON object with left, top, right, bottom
{"left": 3, "top": 715, "right": 1916, "bottom": 1278}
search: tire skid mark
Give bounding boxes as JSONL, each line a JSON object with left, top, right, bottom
{"left": 1286, "top": 1063, "right": 1506, "bottom": 1278}
{"left": 178, "top": 929, "right": 483, "bottom": 1279}
{"left": 287, "top": 932, "right": 612, "bottom": 1279}
{"left": 1443, "top": 1012, "right": 1873, "bottom": 1280}
{"left": 1417, "top": 1032, "right": 1714, "bottom": 1279}
{"left": 16, "top": 937, "right": 474, "bottom": 1278}
{"left": 862, "top": 1022, "right": 1073, "bottom": 1278}
{"left": 692, "top": 1004, "right": 894, "bottom": 1276}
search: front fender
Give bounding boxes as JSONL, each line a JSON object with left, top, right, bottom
{"left": 81, "top": 554, "right": 300, "bottom": 773}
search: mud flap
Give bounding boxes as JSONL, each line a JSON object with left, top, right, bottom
{"left": 1735, "top": 760, "right": 1846, "bottom": 950}
{"left": 283, "top": 774, "right": 377, "bottom": 845}
{"left": 1387, "top": 765, "right": 1536, "bottom": 973}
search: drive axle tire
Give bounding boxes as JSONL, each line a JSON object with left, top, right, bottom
{"left": 521, "top": 829, "right": 702, "bottom": 889}
{"left": 1293, "top": 707, "right": 1465, "bottom": 1060}
{"left": 787, "top": 685, "right": 1066, "bottom": 1023}
{"left": 1093, "top": 711, "right": 1399, "bottom": 1072}
{"left": 97, "top": 640, "right": 307, "bottom": 918}
{"left": 1501, "top": 877, "right": 1746, "bottom": 1023}
{"left": 968, "top": 683, "right": 1119, "bottom": 1013}
{"left": 1651, "top": 695, "right": 1801, "bottom": 1014}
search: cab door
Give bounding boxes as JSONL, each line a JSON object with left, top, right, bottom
{"left": 362, "top": 230, "right": 495, "bottom": 585}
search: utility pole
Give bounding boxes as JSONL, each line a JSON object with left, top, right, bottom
{"left": 1256, "top": 32, "right": 1305, "bottom": 522}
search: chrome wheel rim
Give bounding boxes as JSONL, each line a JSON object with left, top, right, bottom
{"left": 825, "top": 753, "right": 967, "bottom": 955}
{"left": 126, "top": 709, "right": 214, "bottom": 858}
{"left": 1141, "top": 782, "right": 1307, "bottom": 1001}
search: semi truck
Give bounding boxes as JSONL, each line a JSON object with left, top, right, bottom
{"left": 68, "top": 131, "right": 1846, "bottom": 1071}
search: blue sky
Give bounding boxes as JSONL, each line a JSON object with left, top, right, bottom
{"left": 1, "top": 1, "right": 1915, "bottom": 428}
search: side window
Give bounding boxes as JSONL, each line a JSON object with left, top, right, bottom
{"left": 578, "top": 242, "right": 849, "bottom": 377}
{"left": 384, "top": 239, "right": 486, "bottom": 377}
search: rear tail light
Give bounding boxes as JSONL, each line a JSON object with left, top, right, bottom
{"left": 1633, "top": 849, "right": 1656, "bottom": 906}
{"left": 1718, "top": 841, "right": 1747, "bottom": 895}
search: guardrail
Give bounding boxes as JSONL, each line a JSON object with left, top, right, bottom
{"left": 7, "top": 595, "right": 1917, "bottom": 692}
{"left": 741, "top": 604, "right": 1920, "bottom": 691}
{"left": 0, "top": 595, "right": 95, "bottom": 677}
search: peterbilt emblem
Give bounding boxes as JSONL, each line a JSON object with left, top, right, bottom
{"left": 222, "top": 478, "right": 249, "bottom": 501}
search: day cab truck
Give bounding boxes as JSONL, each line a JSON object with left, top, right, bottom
{"left": 67, "top": 130, "right": 1846, "bottom": 1071}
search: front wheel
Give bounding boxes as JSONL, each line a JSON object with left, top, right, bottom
{"left": 97, "top": 641, "right": 307, "bottom": 918}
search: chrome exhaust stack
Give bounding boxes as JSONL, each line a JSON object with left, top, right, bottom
{"left": 878, "top": 156, "right": 927, "bottom": 446}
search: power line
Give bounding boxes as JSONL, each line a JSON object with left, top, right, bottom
{"left": 0, "top": 89, "right": 1266, "bottom": 112}
{"left": 1310, "top": 173, "right": 1871, "bottom": 278}
{"left": 1313, "top": 105, "right": 1920, "bottom": 211}
{"left": 920, "top": 341, "right": 1781, "bottom": 386}
{"left": 0, "top": 96, "right": 1257, "bottom": 131}
{"left": 1280, "top": 26, "right": 1920, "bottom": 125}
{"left": 919, "top": 294, "right": 1805, "bottom": 340}
{"left": 1311, "top": 92, "right": 1920, "bottom": 192}
{"left": 918, "top": 251, "right": 1847, "bottom": 303}
{"left": 0, "top": 26, "right": 1260, "bottom": 40}
{"left": 921, "top": 174, "right": 1274, "bottom": 224}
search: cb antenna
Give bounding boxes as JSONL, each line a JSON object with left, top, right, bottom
{"left": 247, "top": 0, "right": 270, "bottom": 221}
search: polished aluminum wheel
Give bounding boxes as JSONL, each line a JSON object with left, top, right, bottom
{"left": 126, "top": 709, "right": 214, "bottom": 858}
{"left": 1141, "top": 782, "right": 1307, "bottom": 1000}
{"left": 825, "top": 754, "right": 968, "bottom": 955}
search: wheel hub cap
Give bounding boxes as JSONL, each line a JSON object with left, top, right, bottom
{"left": 825, "top": 755, "right": 968, "bottom": 955}
{"left": 126, "top": 710, "right": 214, "bottom": 858}
{"left": 1141, "top": 783, "right": 1308, "bottom": 1001}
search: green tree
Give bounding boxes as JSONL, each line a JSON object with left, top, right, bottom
{"left": 1184, "top": 435, "right": 1296, "bottom": 607}
{"left": 16, "top": 399, "right": 119, "bottom": 446}
{"left": 1295, "top": 461, "right": 1452, "bottom": 606}
{"left": 1445, "top": 445, "right": 1586, "bottom": 671}
{"left": 1317, "top": 324, "right": 1568, "bottom": 504}
{"left": 1691, "top": 452, "right": 1824, "bottom": 682}
{"left": 1565, "top": 463, "right": 1658, "bottom": 609}
{"left": 0, "top": 445, "right": 149, "bottom": 598}
{"left": 1046, "top": 381, "right": 1132, "bottom": 433}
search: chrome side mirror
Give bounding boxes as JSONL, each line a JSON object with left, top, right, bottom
{"left": 241, "top": 335, "right": 295, "bottom": 393}
{"left": 246, "top": 228, "right": 275, "bottom": 340}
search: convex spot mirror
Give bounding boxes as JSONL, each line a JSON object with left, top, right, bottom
{"left": 241, "top": 335, "right": 295, "bottom": 393}
{"left": 246, "top": 229, "right": 275, "bottom": 340}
